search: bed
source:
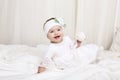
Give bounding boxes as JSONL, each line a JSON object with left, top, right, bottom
{"left": 0, "top": 29, "right": 120, "bottom": 80}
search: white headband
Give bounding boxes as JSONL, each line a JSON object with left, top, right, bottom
{"left": 43, "top": 18, "right": 65, "bottom": 34}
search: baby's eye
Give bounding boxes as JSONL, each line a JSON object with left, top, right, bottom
{"left": 50, "top": 31, "right": 54, "bottom": 33}
{"left": 57, "top": 29, "right": 61, "bottom": 31}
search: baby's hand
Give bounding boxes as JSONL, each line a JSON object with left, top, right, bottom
{"left": 75, "top": 32, "right": 86, "bottom": 42}
{"left": 75, "top": 32, "right": 86, "bottom": 48}
{"left": 37, "top": 66, "right": 46, "bottom": 73}
{"left": 76, "top": 40, "right": 81, "bottom": 48}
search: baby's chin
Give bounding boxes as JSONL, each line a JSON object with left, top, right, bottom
{"left": 51, "top": 39, "right": 63, "bottom": 43}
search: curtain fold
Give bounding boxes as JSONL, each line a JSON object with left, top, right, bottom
{"left": 115, "top": 0, "right": 120, "bottom": 31}
{"left": 76, "top": 0, "right": 117, "bottom": 49}
{"left": 0, "top": 0, "right": 119, "bottom": 49}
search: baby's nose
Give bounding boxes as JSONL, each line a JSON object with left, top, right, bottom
{"left": 54, "top": 31, "right": 58, "bottom": 35}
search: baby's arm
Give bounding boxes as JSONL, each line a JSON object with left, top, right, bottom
{"left": 75, "top": 32, "right": 86, "bottom": 48}
{"left": 37, "top": 61, "right": 47, "bottom": 73}
{"left": 37, "top": 50, "right": 56, "bottom": 73}
{"left": 65, "top": 36, "right": 81, "bottom": 48}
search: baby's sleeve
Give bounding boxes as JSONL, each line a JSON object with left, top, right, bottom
{"left": 65, "top": 36, "right": 77, "bottom": 49}
{"left": 39, "top": 48, "right": 56, "bottom": 70}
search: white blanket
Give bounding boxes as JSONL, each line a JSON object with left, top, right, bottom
{"left": 0, "top": 44, "right": 120, "bottom": 80}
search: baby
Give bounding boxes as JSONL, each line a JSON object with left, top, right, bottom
{"left": 38, "top": 17, "right": 100, "bottom": 73}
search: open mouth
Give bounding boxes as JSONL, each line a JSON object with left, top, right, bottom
{"left": 54, "top": 36, "right": 60, "bottom": 39}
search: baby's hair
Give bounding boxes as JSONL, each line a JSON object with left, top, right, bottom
{"left": 43, "top": 17, "right": 55, "bottom": 29}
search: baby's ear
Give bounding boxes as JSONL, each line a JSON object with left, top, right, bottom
{"left": 75, "top": 32, "right": 86, "bottom": 41}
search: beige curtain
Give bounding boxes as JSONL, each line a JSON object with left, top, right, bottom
{"left": 0, "top": 0, "right": 76, "bottom": 45}
{"left": 115, "top": 0, "right": 120, "bottom": 31}
{"left": 76, "top": 0, "right": 117, "bottom": 49}
{"left": 0, "top": 0, "right": 119, "bottom": 49}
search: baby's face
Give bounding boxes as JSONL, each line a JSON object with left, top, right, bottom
{"left": 47, "top": 25, "right": 64, "bottom": 43}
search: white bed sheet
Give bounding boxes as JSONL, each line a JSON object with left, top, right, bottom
{"left": 0, "top": 44, "right": 120, "bottom": 80}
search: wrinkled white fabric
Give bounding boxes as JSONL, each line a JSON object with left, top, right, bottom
{"left": 0, "top": 44, "right": 120, "bottom": 80}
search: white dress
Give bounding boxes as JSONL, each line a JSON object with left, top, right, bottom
{"left": 40, "top": 36, "right": 99, "bottom": 70}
